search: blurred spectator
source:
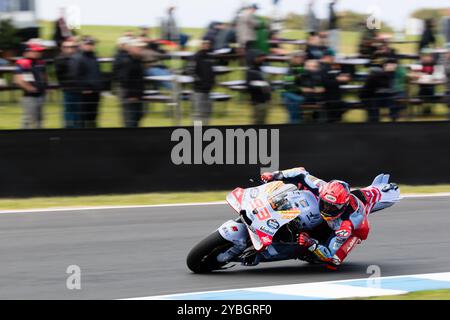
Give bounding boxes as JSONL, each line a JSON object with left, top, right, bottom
{"left": 55, "top": 39, "right": 80, "bottom": 128}
{"left": 359, "top": 25, "right": 379, "bottom": 58}
{"left": 139, "top": 26, "right": 151, "bottom": 39}
{"left": 306, "top": 0, "right": 320, "bottom": 35}
{"left": 319, "top": 32, "right": 333, "bottom": 53}
{"left": 14, "top": 43, "right": 48, "bottom": 129}
{"left": 236, "top": 4, "right": 259, "bottom": 50}
{"left": 189, "top": 40, "right": 216, "bottom": 125}
{"left": 203, "top": 22, "right": 222, "bottom": 44}
{"left": 0, "top": 50, "right": 8, "bottom": 65}
{"left": 141, "top": 42, "right": 172, "bottom": 90}
{"left": 327, "top": 0, "right": 339, "bottom": 54}
{"left": 268, "top": 31, "right": 288, "bottom": 56}
{"left": 300, "top": 59, "right": 325, "bottom": 106}
{"left": 361, "top": 59, "right": 408, "bottom": 122}
{"left": 418, "top": 19, "right": 437, "bottom": 53}
{"left": 306, "top": 34, "right": 328, "bottom": 60}
{"left": 53, "top": 8, "right": 73, "bottom": 48}
{"left": 70, "top": 36, "right": 103, "bottom": 128}
{"left": 444, "top": 47, "right": 450, "bottom": 118}
{"left": 161, "top": 6, "right": 190, "bottom": 50}
{"left": 372, "top": 40, "right": 397, "bottom": 67}
{"left": 255, "top": 16, "right": 271, "bottom": 54}
{"left": 246, "top": 49, "right": 271, "bottom": 125}
{"left": 213, "top": 23, "right": 236, "bottom": 51}
{"left": 442, "top": 9, "right": 450, "bottom": 46}
{"left": 117, "top": 39, "right": 146, "bottom": 128}
{"left": 281, "top": 53, "right": 306, "bottom": 124}
{"left": 416, "top": 52, "right": 437, "bottom": 115}
{"left": 320, "top": 50, "right": 350, "bottom": 122}
{"left": 113, "top": 36, "right": 133, "bottom": 84}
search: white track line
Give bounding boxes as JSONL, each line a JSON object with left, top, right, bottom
{"left": 0, "top": 201, "right": 227, "bottom": 214}
{"left": 0, "top": 193, "right": 449, "bottom": 215}
{"left": 402, "top": 193, "right": 450, "bottom": 198}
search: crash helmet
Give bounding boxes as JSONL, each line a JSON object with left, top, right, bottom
{"left": 319, "top": 180, "right": 351, "bottom": 221}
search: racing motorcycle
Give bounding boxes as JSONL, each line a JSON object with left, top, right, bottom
{"left": 186, "top": 174, "right": 400, "bottom": 274}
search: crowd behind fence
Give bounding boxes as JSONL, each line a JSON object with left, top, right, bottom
{"left": 1, "top": 3, "right": 450, "bottom": 129}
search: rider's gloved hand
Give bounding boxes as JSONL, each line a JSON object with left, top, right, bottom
{"left": 261, "top": 172, "right": 274, "bottom": 183}
{"left": 298, "top": 233, "right": 318, "bottom": 251}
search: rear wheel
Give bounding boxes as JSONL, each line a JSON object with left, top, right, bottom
{"left": 187, "top": 231, "right": 234, "bottom": 274}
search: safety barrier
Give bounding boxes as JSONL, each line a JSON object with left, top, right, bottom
{"left": 0, "top": 121, "right": 449, "bottom": 197}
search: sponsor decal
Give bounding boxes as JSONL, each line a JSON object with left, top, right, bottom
{"left": 336, "top": 230, "right": 350, "bottom": 238}
{"left": 250, "top": 188, "right": 259, "bottom": 199}
{"left": 266, "top": 219, "right": 280, "bottom": 230}
{"left": 278, "top": 209, "right": 300, "bottom": 215}
{"left": 231, "top": 226, "right": 239, "bottom": 232}
{"left": 325, "top": 194, "right": 337, "bottom": 202}
{"left": 232, "top": 188, "right": 245, "bottom": 204}
{"left": 280, "top": 214, "right": 298, "bottom": 220}
{"left": 299, "top": 200, "right": 309, "bottom": 208}
{"left": 261, "top": 236, "right": 272, "bottom": 245}
{"left": 278, "top": 209, "right": 301, "bottom": 220}
{"left": 264, "top": 181, "right": 284, "bottom": 194}
{"left": 259, "top": 226, "right": 275, "bottom": 236}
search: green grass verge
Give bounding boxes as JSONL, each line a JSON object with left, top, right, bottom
{"left": 0, "top": 185, "right": 448, "bottom": 211}
{"left": 363, "top": 289, "right": 450, "bottom": 300}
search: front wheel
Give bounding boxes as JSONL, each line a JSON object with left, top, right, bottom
{"left": 187, "top": 231, "right": 234, "bottom": 274}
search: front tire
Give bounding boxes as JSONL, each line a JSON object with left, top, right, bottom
{"left": 187, "top": 231, "right": 234, "bottom": 274}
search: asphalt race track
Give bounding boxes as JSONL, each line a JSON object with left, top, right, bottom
{"left": 0, "top": 196, "right": 449, "bottom": 300}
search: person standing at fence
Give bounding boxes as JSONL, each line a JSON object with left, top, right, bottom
{"left": 320, "top": 50, "right": 349, "bottom": 123}
{"left": 300, "top": 59, "right": 325, "bottom": 107}
{"left": 236, "top": 4, "right": 259, "bottom": 51}
{"left": 161, "top": 6, "right": 190, "bottom": 50}
{"left": 306, "top": 34, "right": 328, "bottom": 60}
{"left": 306, "top": 0, "right": 320, "bottom": 35}
{"left": 188, "top": 40, "right": 216, "bottom": 125}
{"left": 418, "top": 19, "right": 437, "bottom": 54}
{"left": 55, "top": 39, "right": 80, "bottom": 128}
{"left": 444, "top": 46, "right": 450, "bottom": 119}
{"left": 70, "top": 36, "right": 103, "bottom": 128}
{"left": 14, "top": 43, "right": 48, "bottom": 129}
{"left": 113, "top": 36, "right": 133, "bottom": 83}
{"left": 282, "top": 53, "right": 306, "bottom": 124}
{"left": 117, "top": 39, "right": 146, "bottom": 128}
{"left": 361, "top": 59, "right": 407, "bottom": 123}
{"left": 246, "top": 49, "right": 271, "bottom": 125}
{"left": 53, "top": 8, "right": 73, "bottom": 48}
{"left": 327, "top": 0, "right": 339, "bottom": 54}
{"left": 441, "top": 9, "right": 450, "bottom": 47}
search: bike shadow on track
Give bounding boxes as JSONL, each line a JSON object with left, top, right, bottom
{"left": 188, "top": 262, "right": 409, "bottom": 278}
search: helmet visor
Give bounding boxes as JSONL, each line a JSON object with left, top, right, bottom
{"left": 319, "top": 199, "right": 346, "bottom": 220}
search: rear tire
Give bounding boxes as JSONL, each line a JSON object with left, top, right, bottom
{"left": 187, "top": 231, "right": 234, "bottom": 274}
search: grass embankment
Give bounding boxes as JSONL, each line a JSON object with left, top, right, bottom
{"left": 0, "top": 185, "right": 448, "bottom": 211}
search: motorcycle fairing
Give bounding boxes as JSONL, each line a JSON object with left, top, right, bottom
{"left": 226, "top": 182, "right": 303, "bottom": 251}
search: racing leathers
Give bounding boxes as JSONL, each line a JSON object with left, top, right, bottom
{"left": 263, "top": 167, "right": 399, "bottom": 268}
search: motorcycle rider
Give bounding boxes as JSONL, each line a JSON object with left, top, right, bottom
{"left": 261, "top": 167, "right": 399, "bottom": 269}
